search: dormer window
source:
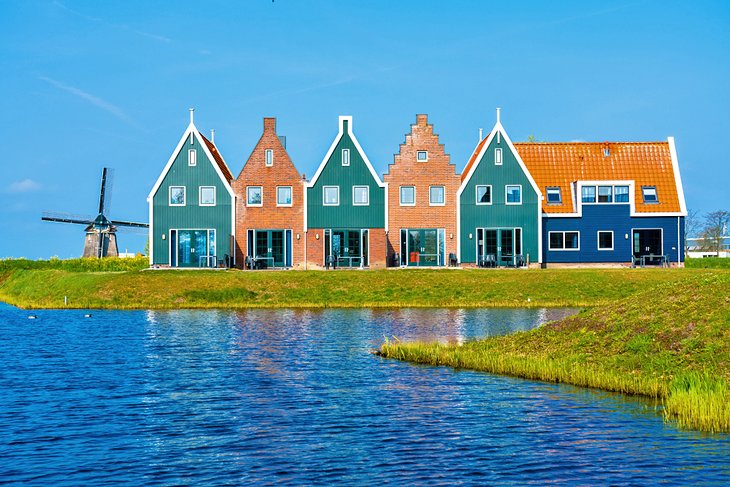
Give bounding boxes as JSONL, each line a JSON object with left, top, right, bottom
{"left": 642, "top": 186, "right": 658, "bottom": 203}
{"left": 546, "top": 187, "right": 561, "bottom": 204}
{"left": 342, "top": 149, "right": 350, "bottom": 166}
{"left": 603, "top": 147, "right": 610, "bottom": 157}
{"left": 417, "top": 151, "right": 428, "bottom": 162}
{"left": 265, "top": 149, "right": 273, "bottom": 167}
{"left": 495, "top": 148, "right": 503, "bottom": 165}
{"left": 188, "top": 149, "right": 197, "bottom": 166}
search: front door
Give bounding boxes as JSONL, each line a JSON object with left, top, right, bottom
{"left": 254, "top": 230, "right": 285, "bottom": 268}
{"left": 176, "top": 229, "right": 211, "bottom": 267}
{"left": 633, "top": 229, "right": 662, "bottom": 263}
{"left": 479, "top": 228, "right": 521, "bottom": 266}
{"left": 330, "top": 229, "right": 364, "bottom": 267}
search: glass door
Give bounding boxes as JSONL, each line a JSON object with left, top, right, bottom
{"left": 253, "top": 230, "right": 286, "bottom": 268}
{"left": 633, "top": 229, "right": 662, "bottom": 263}
{"left": 419, "top": 229, "right": 439, "bottom": 266}
{"left": 176, "top": 230, "right": 209, "bottom": 267}
{"left": 499, "top": 229, "right": 514, "bottom": 266}
{"left": 479, "top": 228, "right": 519, "bottom": 267}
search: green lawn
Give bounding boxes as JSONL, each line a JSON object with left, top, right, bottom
{"left": 0, "top": 263, "right": 708, "bottom": 309}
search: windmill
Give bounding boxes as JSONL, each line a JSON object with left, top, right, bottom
{"left": 42, "top": 167, "right": 148, "bottom": 258}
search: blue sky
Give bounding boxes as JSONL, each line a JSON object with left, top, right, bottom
{"left": 1, "top": 0, "right": 728, "bottom": 258}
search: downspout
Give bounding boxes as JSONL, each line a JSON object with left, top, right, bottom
{"left": 677, "top": 216, "right": 681, "bottom": 266}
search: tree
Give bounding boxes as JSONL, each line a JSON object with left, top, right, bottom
{"left": 703, "top": 210, "right": 729, "bottom": 257}
{"left": 684, "top": 209, "right": 702, "bottom": 255}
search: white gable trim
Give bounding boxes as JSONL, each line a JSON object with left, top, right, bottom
{"left": 668, "top": 137, "right": 688, "bottom": 216}
{"left": 147, "top": 123, "right": 235, "bottom": 201}
{"left": 305, "top": 116, "right": 385, "bottom": 189}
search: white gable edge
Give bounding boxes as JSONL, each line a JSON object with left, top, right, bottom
{"left": 668, "top": 137, "right": 688, "bottom": 216}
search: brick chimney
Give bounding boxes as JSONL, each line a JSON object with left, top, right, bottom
{"left": 416, "top": 114, "right": 428, "bottom": 125}
{"left": 263, "top": 117, "right": 276, "bottom": 133}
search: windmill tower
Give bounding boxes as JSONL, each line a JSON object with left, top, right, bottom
{"left": 42, "top": 168, "right": 148, "bottom": 258}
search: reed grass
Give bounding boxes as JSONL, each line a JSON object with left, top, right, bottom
{"left": 379, "top": 271, "right": 730, "bottom": 433}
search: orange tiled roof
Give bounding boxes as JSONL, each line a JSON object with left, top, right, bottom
{"left": 200, "top": 133, "right": 234, "bottom": 182}
{"left": 461, "top": 137, "right": 488, "bottom": 183}
{"left": 514, "top": 142, "right": 681, "bottom": 214}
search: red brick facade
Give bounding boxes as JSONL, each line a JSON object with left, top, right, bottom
{"left": 383, "top": 114, "right": 460, "bottom": 265}
{"left": 232, "top": 118, "right": 305, "bottom": 268}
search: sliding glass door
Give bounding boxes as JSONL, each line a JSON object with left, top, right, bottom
{"left": 476, "top": 228, "right": 522, "bottom": 267}
{"left": 171, "top": 229, "right": 216, "bottom": 267}
{"left": 400, "top": 228, "right": 445, "bottom": 266}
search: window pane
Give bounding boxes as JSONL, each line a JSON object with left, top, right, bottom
{"left": 324, "top": 187, "right": 339, "bottom": 205}
{"left": 506, "top": 185, "right": 521, "bottom": 203}
{"left": 615, "top": 186, "right": 629, "bottom": 202}
{"left": 342, "top": 149, "right": 350, "bottom": 166}
{"left": 598, "top": 231, "right": 613, "bottom": 249}
{"left": 200, "top": 187, "right": 215, "bottom": 205}
{"left": 642, "top": 187, "right": 658, "bottom": 202}
{"left": 477, "top": 185, "right": 491, "bottom": 204}
{"left": 547, "top": 187, "right": 561, "bottom": 203}
{"left": 188, "top": 149, "right": 196, "bottom": 166}
{"left": 495, "top": 148, "right": 502, "bottom": 164}
{"left": 277, "top": 187, "right": 292, "bottom": 205}
{"left": 581, "top": 186, "right": 596, "bottom": 203}
{"left": 170, "top": 187, "right": 185, "bottom": 205}
{"left": 400, "top": 186, "right": 415, "bottom": 205}
{"left": 598, "top": 186, "right": 613, "bottom": 203}
{"left": 565, "top": 232, "right": 579, "bottom": 249}
{"left": 430, "top": 186, "right": 444, "bottom": 204}
{"left": 247, "top": 187, "right": 262, "bottom": 205}
{"left": 549, "top": 232, "right": 564, "bottom": 249}
{"left": 265, "top": 149, "right": 273, "bottom": 166}
{"left": 417, "top": 151, "right": 428, "bottom": 161}
{"left": 354, "top": 186, "right": 369, "bottom": 205}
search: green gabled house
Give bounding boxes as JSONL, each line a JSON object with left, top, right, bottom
{"left": 147, "top": 109, "right": 235, "bottom": 268}
{"left": 304, "top": 116, "right": 388, "bottom": 269}
{"left": 458, "top": 109, "right": 542, "bottom": 267}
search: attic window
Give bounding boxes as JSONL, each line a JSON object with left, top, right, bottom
{"left": 188, "top": 149, "right": 197, "bottom": 166}
{"left": 603, "top": 147, "right": 610, "bottom": 157}
{"left": 265, "top": 149, "right": 273, "bottom": 167}
{"left": 546, "top": 187, "right": 561, "bottom": 204}
{"left": 495, "top": 148, "right": 503, "bottom": 165}
{"left": 342, "top": 149, "right": 350, "bottom": 166}
{"left": 417, "top": 151, "right": 428, "bottom": 162}
{"left": 642, "top": 186, "right": 658, "bottom": 203}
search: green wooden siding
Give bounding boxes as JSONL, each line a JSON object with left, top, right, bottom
{"left": 152, "top": 134, "right": 233, "bottom": 265}
{"left": 307, "top": 120, "right": 385, "bottom": 229}
{"left": 460, "top": 132, "right": 540, "bottom": 263}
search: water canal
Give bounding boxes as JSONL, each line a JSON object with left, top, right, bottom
{"left": 1, "top": 304, "right": 729, "bottom": 484}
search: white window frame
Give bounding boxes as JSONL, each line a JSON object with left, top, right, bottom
{"left": 614, "top": 185, "right": 630, "bottom": 203}
{"left": 598, "top": 185, "right": 613, "bottom": 203}
{"left": 323, "top": 186, "right": 340, "bottom": 206}
{"left": 546, "top": 186, "right": 562, "bottom": 204}
{"left": 188, "top": 149, "right": 197, "bottom": 166}
{"left": 276, "top": 186, "right": 292, "bottom": 207}
{"left": 505, "top": 184, "right": 522, "bottom": 205}
{"left": 247, "top": 186, "right": 263, "bottom": 207}
{"left": 495, "top": 147, "right": 503, "bottom": 165}
{"left": 169, "top": 186, "right": 186, "bottom": 206}
{"left": 429, "top": 185, "right": 445, "bottom": 206}
{"left": 342, "top": 149, "right": 350, "bottom": 166}
{"left": 548, "top": 231, "right": 581, "bottom": 251}
{"left": 265, "top": 149, "right": 273, "bottom": 167}
{"left": 400, "top": 186, "right": 416, "bottom": 206}
{"left": 417, "top": 150, "right": 428, "bottom": 162}
{"left": 476, "top": 185, "right": 492, "bottom": 205}
{"left": 352, "top": 185, "right": 370, "bottom": 206}
{"left": 199, "top": 186, "right": 216, "bottom": 207}
{"left": 642, "top": 186, "right": 658, "bottom": 204}
{"left": 597, "top": 230, "right": 614, "bottom": 251}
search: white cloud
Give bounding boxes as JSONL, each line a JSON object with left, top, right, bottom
{"left": 8, "top": 179, "right": 42, "bottom": 193}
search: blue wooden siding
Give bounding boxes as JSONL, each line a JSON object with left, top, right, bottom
{"left": 543, "top": 204, "right": 685, "bottom": 263}
{"left": 152, "top": 133, "right": 233, "bottom": 265}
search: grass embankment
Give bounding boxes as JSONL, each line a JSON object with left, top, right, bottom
{"left": 686, "top": 257, "right": 730, "bottom": 269}
{"left": 378, "top": 271, "right": 730, "bottom": 432}
{"left": 0, "top": 263, "right": 707, "bottom": 309}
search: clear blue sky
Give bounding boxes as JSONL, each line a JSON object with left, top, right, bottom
{"left": 1, "top": 0, "right": 728, "bottom": 258}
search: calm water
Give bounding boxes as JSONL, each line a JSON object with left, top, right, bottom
{"left": 1, "top": 304, "right": 729, "bottom": 485}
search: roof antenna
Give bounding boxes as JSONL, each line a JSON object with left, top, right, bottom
{"left": 479, "top": 128, "right": 483, "bottom": 142}
{"left": 189, "top": 107, "right": 195, "bottom": 124}
{"left": 211, "top": 129, "right": 215, "bottom": 143}
{"left": 496, "top": 107, "right": 501, "bottom": 124}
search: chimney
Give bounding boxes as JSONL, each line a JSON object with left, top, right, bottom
{"left": 496, "top": 107, "right": 501, "bottom": 123}
{"left": 211, "top": 129, "right": 215, "bottom": 143}
{"left": 479, "top": 128, "right": 483, "bottom": 142}
{"left": 278, "top": 135, "right": 287, "bottom": 149}
{"left": 263, "top": 117, "right": 276, "bottom": 133}
{"left": 416, "top": 114, "right": 428, "bottom": 125}
{"left": 189, "top": 107, "right": 195, "bottom": 124}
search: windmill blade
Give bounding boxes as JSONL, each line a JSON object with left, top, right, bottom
{"left": 114, "top": 225, "right": 149, "bottom": 235}
{"left": 98, "top": 167, "right": 115, "bottom": 216}
{"left": 42, "top": 211, "right": 95, "bottom": 226}
{"left": 110, "top": 219, "right": 148, "bottom": 228}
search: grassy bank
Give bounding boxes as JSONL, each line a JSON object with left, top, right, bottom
{"left": 0, "top": 266, "right": 711, "bottom": 310}
{"left": 686, "top": 257, "right": 730, "bottom": 269}
{"left": 378, "top": 271, "right": 730, "bottom": 432}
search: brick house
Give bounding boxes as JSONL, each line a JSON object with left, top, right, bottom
{"left": 232, "top": 117, "right": 305, "bottom": 269}
{"left": 383, "top": 114, "right": 459, "bottom": 266}
{"left": 304, "top": 116, "right": 387, "bottom": 269}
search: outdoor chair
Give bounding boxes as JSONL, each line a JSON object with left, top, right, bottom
{"left": 448, "top": 253, "right": 458, "bottom": 267}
